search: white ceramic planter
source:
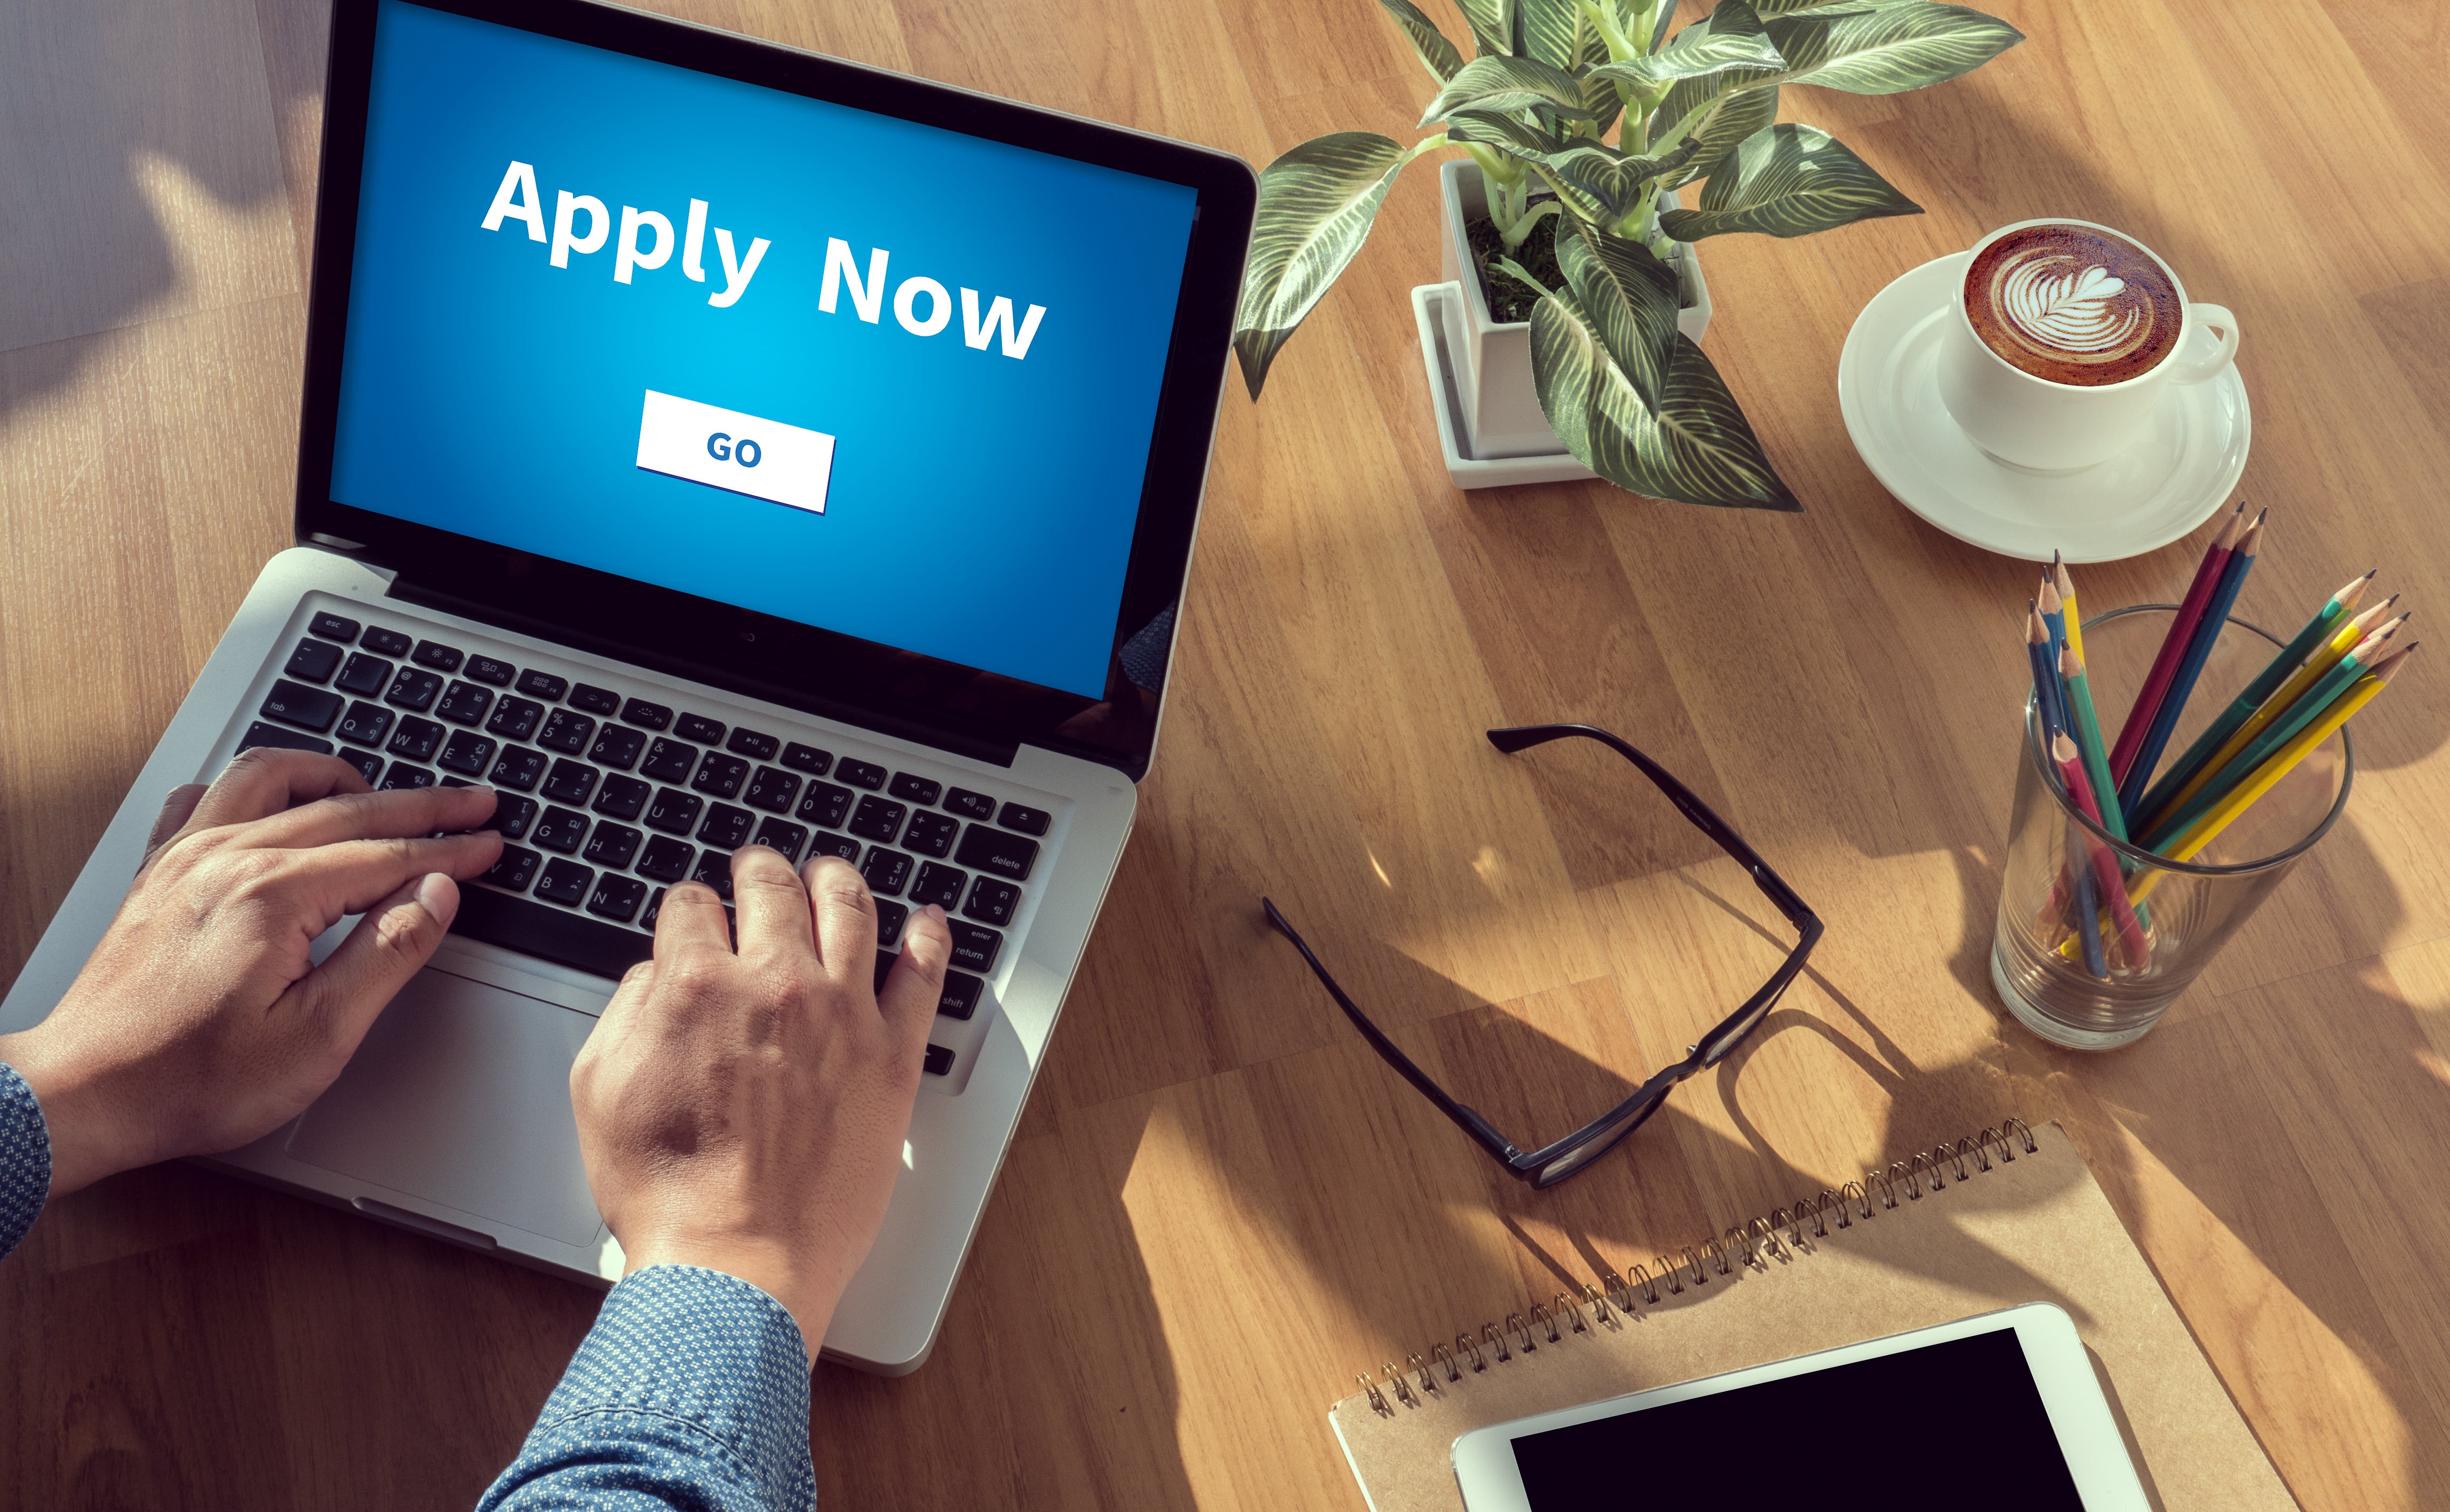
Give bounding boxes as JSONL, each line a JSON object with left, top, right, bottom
{"left": 1435, "top": 158, "right": 1712, "bottom": 460}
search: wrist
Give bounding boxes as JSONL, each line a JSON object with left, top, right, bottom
{"left": 0, "top": 1022, "right": 141, "bottom": 1197}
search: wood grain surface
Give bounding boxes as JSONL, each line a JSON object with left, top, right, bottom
{"left": 5, "top": 1, "right": 2448, "bottom": 1507}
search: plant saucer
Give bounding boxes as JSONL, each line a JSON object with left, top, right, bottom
{"left": 1412, "top": 283, "right": 1597, "bottom": 491}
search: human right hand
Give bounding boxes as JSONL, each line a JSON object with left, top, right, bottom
{"left": 568, "top": 846, "right": 951, "bottom": 1355}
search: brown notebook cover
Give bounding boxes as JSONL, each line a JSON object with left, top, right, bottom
{"left": 1328, "top": 1121, "right": 2293, "bottom": 1512}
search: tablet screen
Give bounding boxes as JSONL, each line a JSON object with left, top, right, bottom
{"left": 1509, "top": 1326, "right": 2085, "bottom": 1509}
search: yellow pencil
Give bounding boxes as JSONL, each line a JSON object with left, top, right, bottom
{"left": 2054, "top": 554, "right": 2084, "bottom": 668}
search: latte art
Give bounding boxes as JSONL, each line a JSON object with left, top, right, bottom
{"left": 1963, "top": 224, "right": 2183, "bottom": 386}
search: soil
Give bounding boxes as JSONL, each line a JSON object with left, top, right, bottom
{"left": 1466, "top": 210, "right": 1562, "bottom": 324}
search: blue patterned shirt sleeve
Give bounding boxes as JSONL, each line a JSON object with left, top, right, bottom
{"left": 478, "top": 1264, "right": 816, "bottom": 1512}
{"left": 0, "top": 1062, "right": 51, "bottom": 1261}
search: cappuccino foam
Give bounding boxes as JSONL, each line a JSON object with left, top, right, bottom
{"left": 1963, "top": 224, "right": 2182, "bottom": 386}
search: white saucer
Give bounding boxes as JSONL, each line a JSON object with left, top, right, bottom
{"left": 1836, "top": 252, "right": 2249, "bottom": 563}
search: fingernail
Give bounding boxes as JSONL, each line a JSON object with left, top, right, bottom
{"left": 923, "top": 904, "right": 946, "bottom": 922}
{"left": 415, "top": 872, "right": 456, "bottom": 920}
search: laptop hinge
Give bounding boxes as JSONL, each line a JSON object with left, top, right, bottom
{"left": 384, "top": 575, "right": 1021, "bottom": 769}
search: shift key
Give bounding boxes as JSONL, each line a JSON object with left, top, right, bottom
{"left": 261, "top": 678, "right": 344, "bottom": 734}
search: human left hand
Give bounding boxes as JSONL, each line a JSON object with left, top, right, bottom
{"left": 0, "top": 749, "right": 505, "bottom": 1197}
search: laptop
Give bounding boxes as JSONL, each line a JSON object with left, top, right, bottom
{"left": 0, "top": 0, "right": 1253, "bottom": 1373}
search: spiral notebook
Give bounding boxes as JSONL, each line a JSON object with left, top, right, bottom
{"left": 1329, "top": 1120, "right": 2296, "bottom": 1512}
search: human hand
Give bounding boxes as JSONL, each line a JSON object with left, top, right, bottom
{"left": 569, "top": 846, "right": 952, "bottom": 1354}
{"left": 0, "top": 750, "right": 505, "bottom": 1196}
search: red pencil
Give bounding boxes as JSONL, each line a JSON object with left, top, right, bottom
{"left": 2054, "top": 733, "right": 2152, "bottom": 969}
{"left": 2110, "top": 502, "right": 2247, "bottom": 782}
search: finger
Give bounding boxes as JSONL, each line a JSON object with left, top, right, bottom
{"left": 729, "top": 845, "right": 816, "bottom": 967}
{"left": 136, "top": 783, "right": 211, "bottom": 877}
{"left": 187, "top": 748, "right": 371, "bottom": 831}
{"left": 236, "top": 782, "right": 502, "bottom": 850}
{"left": 803, "top": 854, "right": 877, "bottom": 982}
{"left": 288, "top": 872, "right": 460, "bottom": 1052}
{"left": 879, "top": 904, "right": 952, "bottom": 1045}
{"left": 264, "top": 832, "right": 505, "bottom": 927}
{"left": 653, "top": 880, "right": 734, "bottom": 960}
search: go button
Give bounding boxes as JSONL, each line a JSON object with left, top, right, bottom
{"left": 635, "top": 389, "right": 835, "bottom": 515}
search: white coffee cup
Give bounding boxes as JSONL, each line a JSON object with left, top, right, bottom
{"left": 1937, "top": 218, "right": 2240, "bottom": 474}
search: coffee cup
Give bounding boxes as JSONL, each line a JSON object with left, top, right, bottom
{"left": 1937, "top": 218, "right": 2239, "bottom": 474}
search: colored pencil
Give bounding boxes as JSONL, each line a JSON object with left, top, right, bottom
{"left": 2141, "top": 618, "right": 2406, "bottom": 849}
{"left": 2129, "top": 567, "right": 2374, "bottom": 826}
{"left": 2117, "top": 508, "right": 2265, "bottom": 817}
{"left": 2111, "top": 502, "right": 2247, "bottom": 783}
{"left": 2055, "top": 553, "right": 2084, "bottom": 668}
{"left": 2059, "top": 645, "right": 2124, "bottom": 840}
{"left": 2025, "top": 604, "right": 2063, "bottom": 737}
{"left": 2054, "top": 733, "right": 2151, "bottom": 968}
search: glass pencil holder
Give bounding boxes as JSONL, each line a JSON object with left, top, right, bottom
{"left": 1991, "top": 604, "right": 2354, "bottom": 1049}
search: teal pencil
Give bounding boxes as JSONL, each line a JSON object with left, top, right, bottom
{"left": 2131, "top": 567, "right": 2375, "bottom": 825}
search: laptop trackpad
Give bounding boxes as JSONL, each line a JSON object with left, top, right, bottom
{"left": 287, "top": 966, "right": 605, "bottom": 1247}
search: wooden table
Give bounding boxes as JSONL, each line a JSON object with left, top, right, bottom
{"left": 5, "top": 0, "right": 2447, "bottom": 1506}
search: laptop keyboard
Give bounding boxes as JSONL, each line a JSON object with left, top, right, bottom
{"left": 237, "top": 609, "right": 1053, "bottom": 1080}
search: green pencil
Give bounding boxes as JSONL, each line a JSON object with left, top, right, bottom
{"left": 2059, "top": 645, "right": 2126, "bottom": 841}
{"left": 2132, "top": 568, "right": 2374, "bottom": 825}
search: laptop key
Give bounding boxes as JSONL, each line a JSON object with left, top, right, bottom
{"left": 489, "top": 745, "right": 545, "bottom": 792}
{"left": 517, "top": 669, "right": 568, "bottom": 701}
{"left": 807, "top": 832, "right": 861, "bottom": 863}
{"left": 379, "top": 762, "right": 436, "bottom": 791}
{"left": 964, "top": 876, "right": 1019, "bottom": 927}
{"left": 922, "top": 1044, "right": 953, "bottom": 1077}
{"left": 385, "top": 667, "right": 442, "bottom": 712}
{"left": 640, "top": 737, "right": 697, "bottom": 783}
{"left": 260, "top": 680, "right": 344, "bottom": 733}
{"left": 946, "top": 921, "right": 1003, "bottom": 974}
{"left": 590, "top": 726, "right": 646, "bottom": 771}
{"left": 538, "top": 709, "right": 595, "bottom": 754}
{"left": 874, "top": 951, "right": 896, "bottom": 996}
{"left": 796, "top": 782, "right": 853, "bottom": 829}
{"left": 691, "top": 850, "right": 734, "bottom": 900}
{"left": 411, "top": 640, "right": 464, "bottom": 673}
{"left": 621, "top": 698, "right": 672, "bottom": 731}
{"left": 849, "top": 796, "right": 907, "bottom": 843}
{"left": 594, "top": 774, "right": 651, "bottom": 821}
{"left": 587, "top": 874, "right": 648, "bottom": 924}
{"left": 874, "top": 900, "right": 908, "bottom": 948}
{"left": 336, "top": 701, "right": 395, "bottom": 747}
{"left": 451, "top": 886, "right": 651, "bottom": 979}
{"left": 465, "top": 655, "right": 516, "bottom": 687}
{"left": 860, "top": 847, "right": 913, "bottom": 898}
{"left": 997, "top": 802, "right": 1051, "bottom": 837}
{"left": 309, "top": 611, "right": 360, "bottom": 643}
{"left": 284, "top": 638, "right": 344, "bottom": 683}
{"left": 888, "top": 773, "right": 941, "bottom": 807}
{"left": 570, "top": 683, "right": 622, "bottom": 715}
{"left": 727, "top": 727, "right": 779, "bottom": 761}
{"left": 744, "top": 766, "right": 801, "bottom": 814}
{"left": 239, "top": 720, "right": 333, "bottom": 757}
{"left": 530, "top": 807, "right": 590, "bottom": 855}
{"left": 542, "top": 759, "right": 598, "bottom": 806}
{"left": 641, "top": 888, "right": 667, "bottom": 931}
{"left": 937, "top": 970, "right": 984, "bottom": 1021}
{"left": 535, "top": 858, "right": 594, "bottom": 907}
{"left": 697, "top": 803, "right": 753, "bottom": 850}
{"left": 676, "top": 713, "right": 725, "bottom": 745}
{"left": 338, "top": 746, "right": 385, "bottom": 785}
{"left": 752, "top": 817, "right": 808, "bottom": 861}
{"left": 781, "top": 742, "right": 832, "bottom": 776}
{"left": 438, "top": 730, "right": 497, "bottom": 776}
{"left": 361, "top": 626, "right": 413, "bottom": 658}
{"left": 910, "top": 863, "right": 965, "bottom": 911}
{"left": 691, "top": 751, "right": 749, "bottom": 799}
{"left": 645, "top": 787, "right": 703, "bottom": 835}
{"left": 902, "top": 811, "right": 958, "bottom": 858}
{"left": 335, "top": 652, "right": 393, "bottom": 697}
{"left": 435, "top": 681, "right": 494, "bottom": 726}
{"left": 486, "top": 695, "right": 544, "bottom": 742}
{"left": 493, "top": 794, "right": 538, "bottom": 840}
{"left": 956, "top": 825, "right": 1038, "bottom": 882}
{"left": 583, "top": 823, "right": 642, "bottom": 870}
{"left": 387, "top": 717, "right": 444, "bottom": 762}
{"left": 944, "top": 787, "right": 997, "bottom": 821}
{"left": 837, "top": 758, "right": 887, "bottom": 790}
{"left": 483, "top": 844, "right": 541, "bottom": 892}
{"left": 638, "top": 835, "right": 696, "bottom": 883}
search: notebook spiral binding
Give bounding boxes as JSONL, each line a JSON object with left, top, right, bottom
{"left": 1354, "top": 1118, "right": 2039, "bottom": 1416}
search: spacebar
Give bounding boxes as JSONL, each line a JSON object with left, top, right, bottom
{"left": 449, "top": 886, "right": 653, "bottom": 981}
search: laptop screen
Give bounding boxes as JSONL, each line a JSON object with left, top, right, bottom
{"left": 329, "top": 0, "right": 1199, "bottom": 701}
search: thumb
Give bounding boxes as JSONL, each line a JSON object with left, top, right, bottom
{"left": 878, "top": 904, "right": 952, "bottom": 1049}
{"left": 136, "top": 782, "right": 210, "bottom": 878}
{"left": 297, "top": 873, "right": 460, "bottom": 1047}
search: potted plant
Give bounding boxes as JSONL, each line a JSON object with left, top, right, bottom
{"left": 1232, "top": 0, "right": 2024, "bottom": 510}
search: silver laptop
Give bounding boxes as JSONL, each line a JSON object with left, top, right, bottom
{"left": 0, "top": 0, "right": 1252, "bottom": 1373}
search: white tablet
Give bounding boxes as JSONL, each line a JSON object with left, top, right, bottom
{"left": 1451, "top": 1303, "right": 2149, "bottom": 1511}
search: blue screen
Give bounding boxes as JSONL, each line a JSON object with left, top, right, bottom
{"left": 331, "top": 2, "right": 1199, "bottom": 698}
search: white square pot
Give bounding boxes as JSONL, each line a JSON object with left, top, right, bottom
{"left": 1435, "top": 158, "right": 1711, "bottom": 460}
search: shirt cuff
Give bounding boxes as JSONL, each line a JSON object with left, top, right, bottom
{"left": 479, "top": 1264, "right": 815, "bottom": 1512}
{"left": 0, "top": 1062, "right": 50, "bottom": 1261}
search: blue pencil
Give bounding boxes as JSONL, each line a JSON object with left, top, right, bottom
{"left": 2030, "top": 605, "right": 2105, "bottom": 976}
{"left": 2117, "top": 510, "right": 2265, "bottom": 818}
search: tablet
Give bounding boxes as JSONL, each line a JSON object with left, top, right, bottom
{"left": 1451, "top": 1303, "right": 2149, "bottom": 1511}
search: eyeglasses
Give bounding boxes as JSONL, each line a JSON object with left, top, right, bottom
{"left": 1263, "top": 723, "right": 1823, "bottom": 1188}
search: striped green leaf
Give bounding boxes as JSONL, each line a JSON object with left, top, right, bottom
{"left": 1451, "top": 0, "right": 1518, "bottom": 58}
{"left": 1514, "top": 0, "right": 1589, "bottom": 69}
{"left": 1555, "top": 224, "right": 1681, "bottom": 412}
{"left": 1420, "top": 54, "right": 1597, "bottom": 126}
{"left": 1375, "top": 0, "right": 1466, "bottom": 82}
{"left": 1656, "top": 82, "right": 1779, "bottom": 188}
{"left": 1658, "top": 122, "right": 1920, "bottom": 238}
{"left": 1589, "top": 0, "right": 1784, "bottom": 84}
{"left": 1536, "top": 138, "right": 1701, "bottom": 218}
{"left": 1232, "top": 132, "right": 1425, "bottom": 398}
{"left": 1758, "top": 2, "right": 2023, "bottom": 93}
{"left": 1749, "top": 0, "right": 1935, "bottom": 14}
{"left": 1445, "top": 108, "right": 1566, "bottom": 156}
